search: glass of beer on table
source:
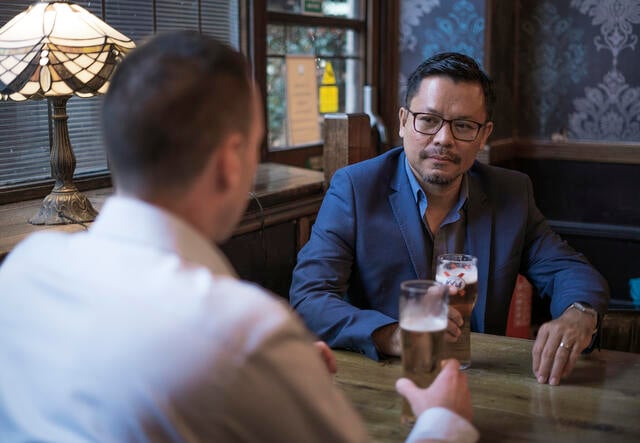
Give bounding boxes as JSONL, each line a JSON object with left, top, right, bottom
{"left": 399, "top": 280, "right": 449, "bottom": 424}
{"left": 436, "top": 254, "right": 478, "bottom": 370}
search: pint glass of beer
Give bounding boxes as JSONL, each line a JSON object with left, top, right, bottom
{"left": 399, "top": 280, "right": 448, "bottom": 424}
{"left": 436, "top": 254, "right": 478, "bottom": 370}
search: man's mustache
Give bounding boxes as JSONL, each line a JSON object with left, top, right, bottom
{"left": 419, "top": 149, "right": 461, "bottom": 164}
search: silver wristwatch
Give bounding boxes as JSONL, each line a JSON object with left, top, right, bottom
{"left": 567, "top": 302, "right": 599, "bottom": 334}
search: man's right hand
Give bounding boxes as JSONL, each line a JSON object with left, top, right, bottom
{"left": 372, "top": 308, "right": 463, "bottom": 356}
{"left": 372, "top": 323, "right": 402, "bottom": 356}
{"left": 395, "top": 359, "right": 473, "bottom": 422}
{"left": 446, "top": 306, "right": 463, "bottom": 342}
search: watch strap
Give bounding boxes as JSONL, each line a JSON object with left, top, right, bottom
{"left": 567, "top": 302, "right": 599, "bottom": 335}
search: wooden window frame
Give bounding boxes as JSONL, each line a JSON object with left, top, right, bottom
{"left": 249, "top": 0, "right": 399, "bottom": 168}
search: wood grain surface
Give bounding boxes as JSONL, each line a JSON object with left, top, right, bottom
{"left": 334, "top": 333, "right": 640, "bottom": 443}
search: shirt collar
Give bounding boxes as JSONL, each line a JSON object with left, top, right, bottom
{"left": 89, "top": 195, "right": 237, "bottom": 277}
{"left": 405, "top": 154, "right": 425, "bottom": 210}
{"left": 404, "top": 155, "right": 469, "bottom": 222}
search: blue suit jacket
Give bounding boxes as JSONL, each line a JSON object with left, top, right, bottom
{"left": 290, "top": 147, "right": 609, "bottom": 359}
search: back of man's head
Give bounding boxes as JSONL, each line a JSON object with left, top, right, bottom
{"left": 102, "top": 31, "right": 253, "bottom": 197}
{"left": 405, "top": 52, "right": 495, "bottom": 120}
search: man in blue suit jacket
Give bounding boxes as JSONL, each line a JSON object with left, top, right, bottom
{"left": 290, "top": 53, "right": 609, "bottom": 386}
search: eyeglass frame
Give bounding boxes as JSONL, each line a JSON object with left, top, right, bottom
{"left": 405, "top": 109, "right": 489, "bottom": 142}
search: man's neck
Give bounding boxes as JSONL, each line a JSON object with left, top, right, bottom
{"left": 422, "top": 177, "right": 463, "bottom": 235}
{"left": 422, "top": 176, "right": 463, "bottom": 211}
{"left": 120, "top": 188, "right": 222, "bottom": 243}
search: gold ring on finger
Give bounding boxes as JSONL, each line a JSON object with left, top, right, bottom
{"left": 559, "top": 341, "right": 572, "bottom": 351}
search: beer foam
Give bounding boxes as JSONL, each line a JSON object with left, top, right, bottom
{"left": 400, "top": 315, "right": 447, "bottom": 332}
{"left": 436, "top": 266, "right": 477, "bottom": 284}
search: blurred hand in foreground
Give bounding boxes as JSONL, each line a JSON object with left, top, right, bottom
{"left": 395, "top": 359, "right": 473, "bottom": 422}
{"left": 314, "top": 340, "right": 337, "bottom": 375}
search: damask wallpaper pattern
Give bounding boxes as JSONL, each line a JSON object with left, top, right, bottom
{"left": 519, "top": 0, "right": 640, "bottom": 141}
{"left": 398, "top": 0, "right": 640, "bottom": 144}
{"left": 399, "top": 0, "right": 486, "bottom": 105}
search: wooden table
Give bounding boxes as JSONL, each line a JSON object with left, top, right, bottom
{"left": 334, "top": 333, "right": 640, "bottom": 442}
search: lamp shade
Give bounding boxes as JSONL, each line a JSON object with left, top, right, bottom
{"left": 0, "top": 0, "right": 135, "bottom": 101}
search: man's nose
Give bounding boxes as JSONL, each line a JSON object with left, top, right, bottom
{"left": 433, "top": 120, "right": 455, "bottom": 145}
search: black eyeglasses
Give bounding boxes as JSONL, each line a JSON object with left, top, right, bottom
{"left": 406, "top": 109, "right": 487, "bottom": 142}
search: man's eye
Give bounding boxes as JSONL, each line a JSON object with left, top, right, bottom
{"left": 419, "top": 116, "right": 439, "bottom": 125}
{"left": 454, "top": 121, "right": 476, "bottom": 131}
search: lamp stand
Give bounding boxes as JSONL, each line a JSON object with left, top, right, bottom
{"left": 29, "top": 96, "right": 98, "bottom": 225}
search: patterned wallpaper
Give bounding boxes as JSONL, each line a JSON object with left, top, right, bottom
{"left": 398, "top": 0, "right": 640, "bottom": 144}
{"left": 399, "top": 0, "right": 486, "bottom": 105}
{"left": 518, "top": 0, "right": 640, "bottom": 142}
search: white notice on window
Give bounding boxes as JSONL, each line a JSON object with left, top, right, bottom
{"left": 285, "top": 55, "right": 321, "bottom": 147}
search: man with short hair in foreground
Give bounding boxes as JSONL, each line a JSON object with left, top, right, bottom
{"left": 0, "top": 32, "right": 478, "bottom": 442}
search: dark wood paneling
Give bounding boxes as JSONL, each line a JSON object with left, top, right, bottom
{"left": 248, "top": 0, "right": 270, "bottom": 161}
{"left": 513, "top": 157, "right": 640, "bottom": 304}
{"left": 220, "top": 221, "right": 297, "bottom": 299}
{"left": 518, "top": 158, "right": 640, "bottom": 226}
{"left": 518, "top": 139, "right": 640, "bottom": 165}
{"left": 486, "top": 0, "right": 517, "bottom": 141}
{"left": 601, "top": 309, "right": 640, "bottom": 353}
{"left": 553, "top": 229, "right": 640, "bottom": 303}
{"left": 376, "top": 0, "right": 400, "bottom": 152}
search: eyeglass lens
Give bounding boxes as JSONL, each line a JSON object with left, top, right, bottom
{"left": 412, "top": 112, "right": 480, "bottom": 141}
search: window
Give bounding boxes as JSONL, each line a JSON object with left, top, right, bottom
{"left": 264, "top": 0, "right": 366, "bottom": 152}
{"left": 0, "top": 0, "right": 240, "bottom": 201}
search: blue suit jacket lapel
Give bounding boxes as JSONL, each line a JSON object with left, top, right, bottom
{"left": 466, "top": 165, "right": 492, "bottom": 333}
{"left": 389, "top": 152, "right": 428, "bottom": 280}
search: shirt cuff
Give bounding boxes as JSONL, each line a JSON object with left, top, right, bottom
{"left": 406, "top": 407, "right": 479, "bottom": 443}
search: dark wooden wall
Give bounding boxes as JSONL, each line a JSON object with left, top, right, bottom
{"left": 221, "top": 221, "right": 298, "bottom": 299}
{"left": 484, "top": 0, "right": 640, "bottom": 309}
{"left": 517, "top": 157, "right": 640, "bottom": 302}
{"left": 487, "top": 144, "right": 640, "bottom": 305}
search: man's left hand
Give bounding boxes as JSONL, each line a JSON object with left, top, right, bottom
{"left": 531, "top": 307, "right": 597, "bottom": 385}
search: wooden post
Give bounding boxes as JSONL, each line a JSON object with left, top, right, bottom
{"left": 323, "top": 113, "right": 374, "bottom": 186}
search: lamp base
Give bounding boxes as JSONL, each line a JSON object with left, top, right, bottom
{"left": 29, "top": 186, "right": 98, "bottom": 225}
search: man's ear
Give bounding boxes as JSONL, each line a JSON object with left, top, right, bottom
{"left": 398, "top": 107, "right": 408, "bottom": 138}
{"left": 212, "top": 132, "right": 244, "bottom": 193}
{"left": 479, "top": 121, "right": 494, "bottom": 146}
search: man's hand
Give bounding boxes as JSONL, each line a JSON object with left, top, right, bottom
{"left": 443, "top": 285, "right": 462, "bottom": 343}
{"left": 446, "top": 306, "right": 463, "bottom": 342}
{"left": 372, "top": 323, "right": 401, "bottom": 356}
{"left": 532, "top": 306, "right": 597, "bottom": 385}
{"left": 313, "top": 341, "right": 337, "bottom": 374}
{"left": 372, "top": 305, "right": 463, "bottom": 356}
{"left": 395, "top": 359, "right": 473, "bottom": 422}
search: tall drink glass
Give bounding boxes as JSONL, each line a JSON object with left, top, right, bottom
{"left": 399, "top": 280, "right": 448, "bottom": 424}
{"left": 436, "top": 254, "right": 478, "bottom": 370}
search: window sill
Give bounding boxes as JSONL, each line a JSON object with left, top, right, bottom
{"left": 0, "top": 187, "right": 112, "bottom": 262}
{"left": 0, "top": 163, "right": 325, "bottom": 263}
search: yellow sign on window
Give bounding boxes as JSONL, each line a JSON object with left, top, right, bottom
{"left": 319, "top": 61, "right": 338, "bottom": 113}
{"left": 321, "top": 61, "right": 336, "bottom": 84}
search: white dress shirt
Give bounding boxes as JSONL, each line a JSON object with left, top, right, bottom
{"left": 0, "top": 196, "right": 477, "bottom": 443}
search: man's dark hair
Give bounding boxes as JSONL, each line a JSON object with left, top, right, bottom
{"left": 404, "top": 52, "right": 495, "bottom": 121}
{"left": 102, "top": 31, "right": 253, "bottom": 194}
